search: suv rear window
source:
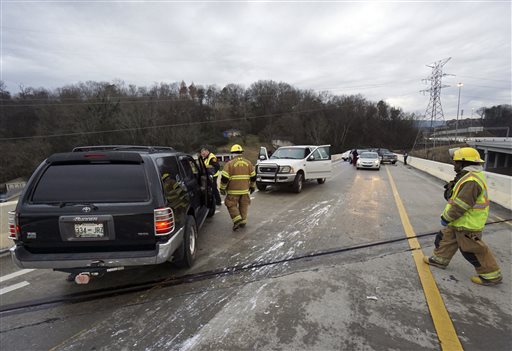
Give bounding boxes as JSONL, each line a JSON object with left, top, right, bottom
{"left": 32, "top": 164, "right": 149, "bottom": 203}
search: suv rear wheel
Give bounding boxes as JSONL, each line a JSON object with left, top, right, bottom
{"left": 174, "top": 215, "right": 197, "bottom": 268}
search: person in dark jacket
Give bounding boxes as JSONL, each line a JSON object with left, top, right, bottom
{"left": 200, "top": 146, "right": 222, "bottom": 206}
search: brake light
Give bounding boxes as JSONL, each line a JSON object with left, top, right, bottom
{"left": 84, "top": 153, "right": 106, "bottom": 159}
{"left": 8, "top": 211, "right": 19, "bottom": 240}
{"left": 154, "top": 207, "right": 175, "bottom": 236}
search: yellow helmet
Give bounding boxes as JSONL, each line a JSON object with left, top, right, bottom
{"left": 230, "top": 144, "right": 243, "bottom": 153}
{"left": 452, "top": 147, "right": 484, "bottom": 163}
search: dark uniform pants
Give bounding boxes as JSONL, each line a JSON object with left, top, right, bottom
{"left": 224, "top": 194, "right": 251, "bottom": 224}
{"left": 433, "top": 227, "right": 500, "bottom": 274}
{"left": 212, "top": 176, "right": 221, "bottom": 204}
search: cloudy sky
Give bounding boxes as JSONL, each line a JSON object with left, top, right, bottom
{"left": 1, "top": 0, "right": 510, "bottom": 118}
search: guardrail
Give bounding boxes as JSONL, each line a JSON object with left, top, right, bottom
{"left": 397, "top": 154, "right": 511, "bottom": 210}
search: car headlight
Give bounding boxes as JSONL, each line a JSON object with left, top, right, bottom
{"left": 279, "top": 166, "right": 293, "bottom": 173}
{"left": 375, "top": 160, "right": 379, "bottom": 164}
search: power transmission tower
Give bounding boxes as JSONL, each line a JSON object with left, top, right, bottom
{"left": 421, "top": 57, "right": 452, "bottom": 132}
{"left": 418, "top": 57, "right": 452, "bottom": 157}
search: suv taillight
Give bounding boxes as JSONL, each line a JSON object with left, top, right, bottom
{"left": 154, "top": 207, "right": 175, "bottom": 236}
{"left": 8, "top": 211, "right": 20, "bottom": 240}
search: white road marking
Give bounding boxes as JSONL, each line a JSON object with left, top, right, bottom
{"left": 0, "top": 281, "right": 30, "bottom": 295}
{"left": 0, "top": 269, "right": 35, "bottom": 283}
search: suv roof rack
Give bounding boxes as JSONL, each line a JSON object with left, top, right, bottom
{"left": 72, "top": 145, "right": 175, "bottom": 153}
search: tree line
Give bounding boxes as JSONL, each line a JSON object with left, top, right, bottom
{"left": 0, "top": 79, "right": 419, "bottom": 183}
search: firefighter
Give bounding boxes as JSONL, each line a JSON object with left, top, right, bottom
{"left": 219, "top": 144, "right": 256, "bottom": 231}
{"left": 200, "top": 146, "right": 222, "bottom": 206}
{"left": 424, "top": 147, "right": 502, "bottom": 286}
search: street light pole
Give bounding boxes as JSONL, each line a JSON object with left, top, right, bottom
{"left": 455, "top": 82, "right": 463, "bottom": 142}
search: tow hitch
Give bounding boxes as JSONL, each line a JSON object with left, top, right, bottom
{"left": 58, "top": 266, "right": 125, "bottom": 284}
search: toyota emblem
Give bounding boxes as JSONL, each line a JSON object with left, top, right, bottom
{"left": 82, "top": 206, "right": 92, "bottom": 213}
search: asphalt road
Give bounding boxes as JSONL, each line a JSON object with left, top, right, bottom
{"left": 1, "top": 160, "right": 511, "bottom": 351}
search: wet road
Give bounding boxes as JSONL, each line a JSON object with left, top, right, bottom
{"left": 1, "top": 160, "right": 511, "bottom": 350}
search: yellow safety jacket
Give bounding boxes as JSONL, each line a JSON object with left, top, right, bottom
{"left": 442, "top": 170, "right": 489, "bottom": 231}
{"left": 204, "top": 153, "right": 220, "bottom": 177}
{"left": 220, "top": 156, "right": 256, "bottom": 195}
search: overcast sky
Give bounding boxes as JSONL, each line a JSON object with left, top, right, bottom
{"left": 1, "top": 0, "right": 511, "bottom": 118}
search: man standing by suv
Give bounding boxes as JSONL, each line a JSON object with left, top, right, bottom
{"left": 220, "top": 144, "right": 256, "bottom": 231}
{"left": 200, "top": 146, "right": 222, "bottom": 206}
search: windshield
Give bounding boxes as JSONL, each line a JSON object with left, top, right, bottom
{"left": 270, "top": 147, "right": 308, "bottom": 160}
{"left": 360, "top": 152, "right": 379, "bottom": 159}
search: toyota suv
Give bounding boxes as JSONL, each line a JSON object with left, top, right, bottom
{"left": 8, "top": 146, "right": 215, "bottom": 281}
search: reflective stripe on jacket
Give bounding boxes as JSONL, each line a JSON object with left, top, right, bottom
{"left": 442, "top": 170, "right": 489, "bottom": 231}
{"left": 220, "top": 156, "right": 256, "bottom": 195}
{"left": 204, "top": 153, "right": 220, "bottom": 177}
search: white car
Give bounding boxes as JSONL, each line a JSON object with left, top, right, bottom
{"left": 356, "top": 151, "right": 381, "bottom": 170}
{"left": 256, "top": 145, "right": 332, "bottom": 193}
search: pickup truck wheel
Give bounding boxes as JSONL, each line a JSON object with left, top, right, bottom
{"left": 317, "top": 178, "right": 326, "bottom": 184}
{"left": 392, "top": 161, "right": 397, "bottom": 164}
{"left": 174, "top": 215, "right": 197, "bottom": 268}
{"left": 256, "top": 182, "right": 267, "bottom": 191}
{"left": 292, "top": 173, "right": 303, "bottom": 193}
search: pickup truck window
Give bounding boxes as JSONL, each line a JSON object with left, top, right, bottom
{"left": 31, "top": 164, "right": 149, "bottom": 203}
{"left": 270, "top": 147, "right": 306, "bottom": 160}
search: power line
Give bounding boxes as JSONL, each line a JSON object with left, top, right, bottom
{"left": 454, "top": 74, "right": 511, "bottom": 83}
{"left": 0, "top": 106, "right": 338, "bottom": 142}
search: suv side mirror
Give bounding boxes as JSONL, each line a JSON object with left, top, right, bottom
{"left": 308, "top": 155, "right": 315, "bottom": 161}
{"left": 259, "top": 155, "right": 267, "bottom": 160}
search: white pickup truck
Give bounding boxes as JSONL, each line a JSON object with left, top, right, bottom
{"left": 256, "top": 145, "right": 332, "bottom": 193}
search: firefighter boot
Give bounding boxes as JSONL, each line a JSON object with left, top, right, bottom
{"left": 471, "top": 270, "right": 503, "bottom": 286}
{"left": 232, "top": 219, "right": 243, "bottom": 231}
{"left": 423, "top": 255, "right": 448, "bottom": 270}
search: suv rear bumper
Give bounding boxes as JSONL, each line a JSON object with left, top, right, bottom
{"left": 10, "top": 227, "right": 184, "bottom": 269}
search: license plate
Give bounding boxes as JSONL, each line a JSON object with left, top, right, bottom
{"left": 74, "top": 223, "right": 104, "bottom": 238}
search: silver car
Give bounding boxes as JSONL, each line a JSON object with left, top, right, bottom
{"left": 356, "top": 151, "right": 381, "bottom": 170}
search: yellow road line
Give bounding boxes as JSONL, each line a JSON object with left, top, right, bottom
{"left": 386, "top": 167, "right": 463, "bottom": 351}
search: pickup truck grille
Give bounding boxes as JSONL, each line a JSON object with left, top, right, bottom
{"left": 259, "top": 166, "right": 278, "bottom": 173}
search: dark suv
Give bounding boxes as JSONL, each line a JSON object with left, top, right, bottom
{"left": 8, "top": 146, "right": 215, "bottom": 279}
{"left": 377, "top": 148, "right": 397, "bottom": 164}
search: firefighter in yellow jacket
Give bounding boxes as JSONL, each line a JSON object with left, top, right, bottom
{"left": 219, "top": 144, "right": 256, "bottom": 231}
{"left": 424, "top": 147, "right": 502, "bottom": 286}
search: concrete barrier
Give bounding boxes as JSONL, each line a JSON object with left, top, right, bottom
{"left": 398, "top": 154, "right": 512, "bottom": 210}
{"left": 0, "top": 200, "right": 17, "bottom": 251}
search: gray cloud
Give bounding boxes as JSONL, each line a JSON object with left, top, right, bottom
{"left": 2, "top": 1, "right": 510, "bottom": 118}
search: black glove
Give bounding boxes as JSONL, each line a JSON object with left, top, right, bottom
{"left": 443, "top": 181, "right": 454, "bottom": 201}
{"left": 220, "top": 188, "right": 226, "bottom": 196}
{"left": 250, "top": 187, "right": 255, "bottom": 194}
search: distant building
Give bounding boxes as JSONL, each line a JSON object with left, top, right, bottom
{"left": 223, "top": 129, "right": 242, "bottom": 138}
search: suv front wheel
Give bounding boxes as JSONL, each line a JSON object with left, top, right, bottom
{"left": 174, "top": 215, "right": 198, "bottom": 268}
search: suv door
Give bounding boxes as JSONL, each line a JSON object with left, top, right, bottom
{"left": 18, "top": 156, "right": 157, "bottom": 253}
{"left": 156, "top": 156, "right": 188, "bottom": 229}
{"left": 178, "top": 156, "right": 203, "bottom": 213}
{"left": 306, "top": 145, "right": 332, "bottom": 179}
